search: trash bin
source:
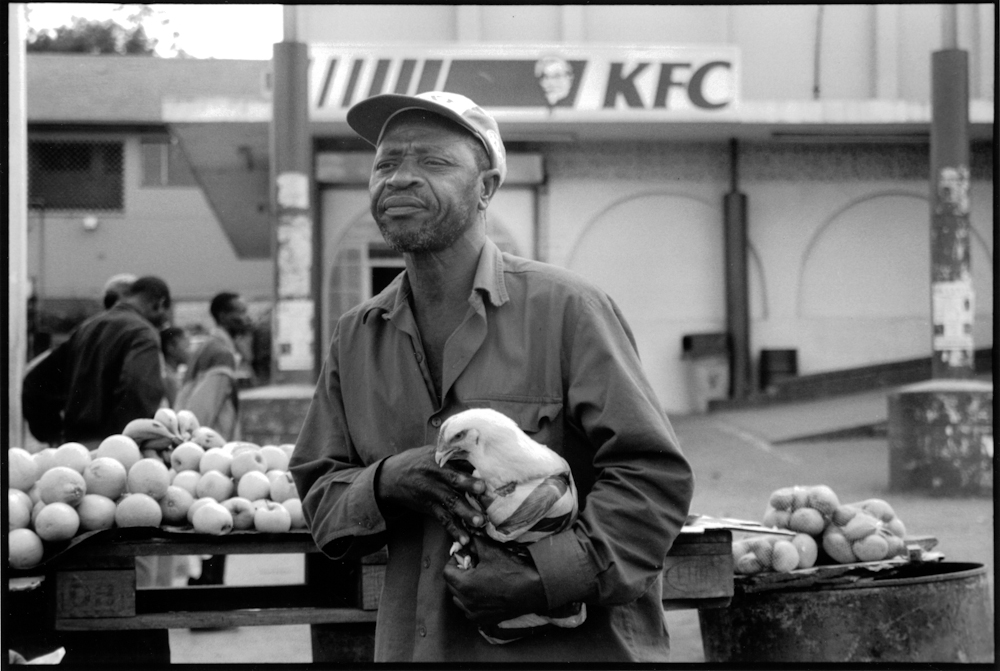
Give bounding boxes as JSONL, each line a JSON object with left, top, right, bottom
{"left": 682, "top": 333, "right": 730, "bottom": 413}
{"left": 759, "top": 348, "right": 798, "bottom": 391}
{"left": 698, "top": 562, "right": 994, "bottom": 663}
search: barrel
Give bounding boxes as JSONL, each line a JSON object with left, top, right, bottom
{"left": 698, "top": 562, "right": 994, "bottom": 663}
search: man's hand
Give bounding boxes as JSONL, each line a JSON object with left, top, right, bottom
{"left": 376, "top": 445, "right": 486, "bottom": 546}
{"left": 443, "top": 535, "right": 548, "bottom": 626}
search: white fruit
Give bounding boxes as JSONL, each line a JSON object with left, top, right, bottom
{"left": 282, "top": 498, "right": 306, "bottom": 529}
{"left": 254, "top": 500, "right": 292, "bottom": 533}
{"left": 196, "top": 470, "right": 234, "bottom": 502}
{"left": 37, "top": 467, "right": 87, "bottom": 506}
{"left": 8, "top": 489, "right": 32, "bottom": 531}
{"left": 170, "top": 442, "right": 205, "bottom": 473}
{"left": 77, "top": 494, "right": 117, "bottom": 531}
{"left": 159, "top": 485, "right": 195, "bottom": 525}
{"left": 222, "top": 497, "right": 256, "bottom": 530}
{"left": 31, "top": 448, "right": 59, "bottom": 478}
{"left": 187, "top": 497, "right": 216, "bottom": 524}
{"left": 237, "top": 470, "right": 271, "bottom": 501}
{"left": 9, "top": 448, "right": 41, "bottom": 492}
{"left": 35, "top": 502, "right": 81, "bottom": 542}
{"left": 95, "top": 435, "right": 142, "bottom": 472}
{"left": 83, "top": 457, "right": 128, "bottom": 500}
{"left": 225, "top": 441, "right": 261, "bottom": 458}
{"left": 771, "top": 540, "right": 800, "bottom": 573}
{"left": 192, "top": 501, "right": 233, "bottom": 535}
{"left": 127, "top": 458, "right": 171, "bottom": 500}
{"left": 260, "top": 445, "right": 290, "bottom": 473}
{"left": 199, "top": 448, "right": 233, "bottom": 476}
{"left": 268, "top": 470, "right": 298, "bottom": 503}
{"left": 191, "top": 427, "right": 226, "bottom": 449}
{"left": 230, "top": 450, "right": 268, "bottom": 482}
{"left": 53, "top": 442, "right": 92, "bottom": 473}
{"left": 9, "top": 528, "right": 45, "bottom": 569}
{"left": 172, "top": 470, "right": 201, "bottom": 498}
{"left": 115, "top": 493, "right": 162, "bottom": 528}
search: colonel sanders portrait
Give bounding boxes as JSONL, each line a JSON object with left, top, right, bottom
{"left": 534, "top": 56, "right": 575, "bottom": 107}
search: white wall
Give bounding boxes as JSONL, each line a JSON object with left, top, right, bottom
{"left": 25, "top": 134, "right": 273, "bottom": 305}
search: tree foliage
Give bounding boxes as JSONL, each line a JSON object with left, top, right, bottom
{"left": 26, "top": 15, "right": 158, "bottom": 55}
{"left": 25, "top": 4, "right": 192, "bottom": 57}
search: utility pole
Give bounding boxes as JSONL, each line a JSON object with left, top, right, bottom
{"left": 887, "top": 5, "right": 992, "bottom": 496}
{"left": 929, "top": 4, "right": 974, "bottom": 377}
{"left": 270, "top": 5, "right": 315, "bottom": 385}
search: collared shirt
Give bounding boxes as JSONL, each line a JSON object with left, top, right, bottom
{"left": 62, "top": 303, "right": 165, "bottom": 444}
{"left": 291, "top": 239, "right": 694, "bottom": 663}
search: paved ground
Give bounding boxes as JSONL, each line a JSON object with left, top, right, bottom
{"left": 167, "top": 390, "right": 993, "bottom": 664}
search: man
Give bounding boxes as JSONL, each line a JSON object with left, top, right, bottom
{"left": 60, "top": 276, "right": 171, "bottom": 448}
{"left": 290, "top": 92, "right": 694, "bottom": 662}
{"left": 176, "top": 292, "right": 251, "bottom": 441}
{"left": 160, "top": 326, "right": 189, "bottom": 408}
{"left": 23, "top": 273, "right": 140, "bottom": 446}
{"left": 103, "top": 273, "right": 138, "bottom": 310}
{"left": 177, "top": 292, "right": 251, "bottom": 588}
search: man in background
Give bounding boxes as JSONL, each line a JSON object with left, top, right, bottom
{"left": 178, "top": 292, "right": 251, "bottom": 587}
{"left": 23, "top": 276, "right": 172, "bottom": 449}
{"left": 102, "top": 273, "right": 137, "bottom": 310}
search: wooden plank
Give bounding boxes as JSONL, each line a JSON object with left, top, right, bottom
{"left": 136, "top": 583, "right": 350, "bottom": 613}
{"left": 56, "top": 607, "right": 378, "bottom": 631}
{"left": 56, "top": 570, "right": 134, "bottom": 619}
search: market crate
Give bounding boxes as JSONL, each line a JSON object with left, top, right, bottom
{"left": 661, "top": 529, "right": 734, "bottom": 610}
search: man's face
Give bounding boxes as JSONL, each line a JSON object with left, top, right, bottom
{"left": 221, "top": 297, "right": 252, "bottom": 336}
{"left": 369, "top": 114, "right": 487, "bottom": 253}
{"left": 539, "top": 62, "right": 573, "bottom": 105}
{"left": 147, "top": 299, "right": 171, "bottom": 329}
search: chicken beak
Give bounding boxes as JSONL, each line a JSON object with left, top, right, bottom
{"left": 435, "top": 445, "right": 463, "bottom": 467}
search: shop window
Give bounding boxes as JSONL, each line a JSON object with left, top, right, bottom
{"left": 28, "top": 139, "right": 124, "bottom": 211}
{"left": 141, "top": 137, "right": 198, "bottom": 187}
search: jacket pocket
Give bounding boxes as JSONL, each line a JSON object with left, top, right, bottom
{"left": 466, "top": 399, "right": 565, "bottom": 452}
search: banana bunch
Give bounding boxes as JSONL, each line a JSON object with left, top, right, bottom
{"left": 733, "top": 533, "right": 819, "bottom": 575}
{"left": 123, "top": 409, "right": 225, "bottom": 464}
{"left": 821, "top": 499, "right": 907, "bottom": 564}
{"left": 123, "top": 416, "right": 182, "bottom": 453}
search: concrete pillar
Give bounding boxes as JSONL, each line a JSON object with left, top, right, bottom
{"left": 723, "top": 140, "right": 751, "bottom": 400}
{"left": 9, "top": 4, "right": 28, "bottom": 447}
{"left": 886, "top": 8, "right": 992, "bottom": 495}
{"left": 888, "top": 380, "right": 993, "bottom": 495}
{"left": 271, "top": 6, "right": 315, "bottom": 386}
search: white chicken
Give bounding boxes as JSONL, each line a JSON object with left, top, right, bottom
{"left": 435, "top": 408, "right": 586, "bottom": 643}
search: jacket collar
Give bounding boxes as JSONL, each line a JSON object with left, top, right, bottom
{"left": 362, "top": 238, "right": 510, "bottom": 324}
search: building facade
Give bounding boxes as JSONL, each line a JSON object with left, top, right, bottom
{"left": 25, "top": 5, "right": 994, "bottom": 412}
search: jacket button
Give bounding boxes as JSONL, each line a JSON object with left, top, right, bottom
{"left": 418, "top": 626, "right": 426, "bottom": 637}
{"left": 431, "top": 417, "right": 442, "bottom": 428}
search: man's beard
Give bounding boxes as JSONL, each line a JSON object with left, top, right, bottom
{"left": 374, "top": 199, "right": 479, "bottom": 254}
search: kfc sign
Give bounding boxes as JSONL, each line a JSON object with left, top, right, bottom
{"left": 309, "top": 45, "right": 739, "bottom": 121}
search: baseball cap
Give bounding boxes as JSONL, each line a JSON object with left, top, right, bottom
{"left": 347, "top": 91, "right": 507, "bottom": 186}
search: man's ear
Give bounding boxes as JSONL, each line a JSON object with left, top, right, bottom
{"left": 478, "top": 169, "right": 501, "bottom": 211}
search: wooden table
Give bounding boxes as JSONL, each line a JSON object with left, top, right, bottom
{"left": 7, "top": 527, "right": 732, "bottom": 665}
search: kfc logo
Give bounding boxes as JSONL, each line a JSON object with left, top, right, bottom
{"left": 535, "top": 56, "right": 575, "bottom": 107}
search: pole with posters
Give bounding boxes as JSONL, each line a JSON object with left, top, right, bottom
{"left": 270, "top": 5, "right": 315, "bottom": 386}
{"left": 887, "top": 5, "right": 992, "bottom": 496}
{"left": 9, "top": 4, "right": 29, "bottom": 448}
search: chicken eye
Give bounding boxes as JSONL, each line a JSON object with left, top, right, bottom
{"left": 454, "top": 429, "right": 467, "bottom": 441}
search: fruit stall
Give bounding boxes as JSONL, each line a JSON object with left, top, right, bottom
{"left": 6, "top": 408, "right": 735, "bottom": 665}
{"left": 9, "top": 408, "right": 991, "bottom": 664}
